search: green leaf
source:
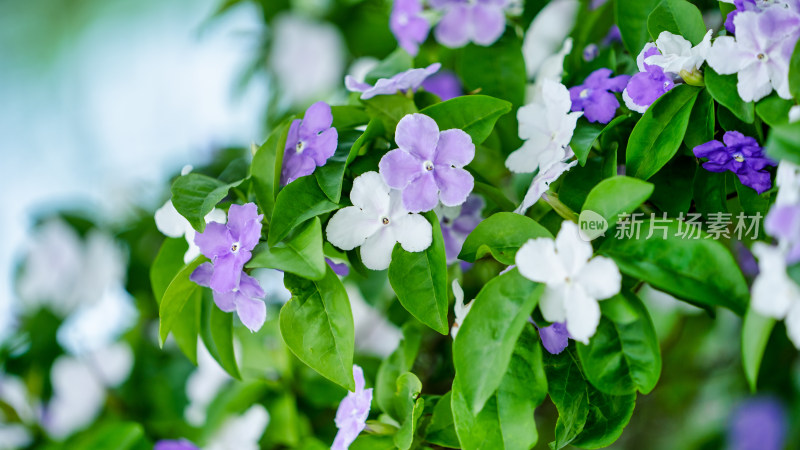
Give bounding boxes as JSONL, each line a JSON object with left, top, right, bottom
{"left": 365, "top": 49, "right": 413, "bottom": 84}
{"left": 280, "top": 266, "right": 355, "bottom": 390}
{"left": 269, "top": 175, "right": 339, "bottom": 246}
{"left": 581, "top": 176, "right": 654, "bottom": 226}
{"left": 363, "top": 94, "right": 418, "bottom": 132}
{"left": 420, "top": 95, "right": 511, "bottom": 145}
{"left": 766, "top": 122, "right": 800, "bottom": 166}
{"left": 742, "top": 307, "right": 776, "bottom": 392}
{"left": 376, "top": 322, "right": 423, "bottom": 420}
{"left": 450, "top": 380, "right": 504, "bottom": 450}
{"left": 171, "top": 174, "right": 242, "bottom": 232}
{"left": 394, "top": 373, "right": 424, "bottom": 450}
{"left": 647, "top": 0, "right": 707, "bottom": 45}
{"left": 626, "top": 85, "right": 700, "bottom": 180}
{"left": 425, "top": 392, "right": 460, "bottom": 448}
{"left": 453, "top": 269, "right": 543, "bottom": 415}
{"left": 251, "top": 120, "right": 291, "bottom": 221}
{"left": 684, "top": 88, "right": 716, "bottom": 149}
{"left": 459, "top": 212, "right": 553, "bottom": 265}
{"left": 248, "top": 217, "right": 326, "bottom": 280}
{"left": 68, "top": 421, "right": 146, "bottom": 450}
{"left": 789, "top": 36, "right": 800, "bottom": 101}
{"left": 315, "top": 130, "right": 361, "bottom": 203}
{"left": 456, "top": 33, "right": 527, "bottom": 107}
{"left": 705, "top": 67, "right": 755, "bottom": 124}
{"left": 331, "top": 105, "right": 369, "bottom": 129}
{"left": 158, "top": 256, "right": 206, "bottom": 347}
{"left": 388, "top": 213, "right": 449, "bottom": 335}
{"left": 200, "top": 291, "right": 241, "bottom": 379}
{"left": 544, "top": 348, "right": 636, "bottom": 449}
{"left": 577, "top": 291, "right": 661, "bottom": 396}
{"left": 599, "top": 220, "right": 749, "bottom": 315}
{"left": 348, "top": 119, "right": 385, "bottom": 166}
{"left": 616, "top": 0, "right": 660, "bottom": 56}
{"left": 571, "top": 122, "right": 605, "bottom": 167}
{"left": 755, "top": 95, "right": 793, "bottom": 127}
{"left": 734, "top": 176, "right": 771, "bottom": 216}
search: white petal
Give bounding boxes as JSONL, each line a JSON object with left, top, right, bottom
{"left": 522, "top": 0, "right": 579, "bottom": 77}
{"left": 786, "top": 301, "right": 800, "bottom": 349}
{"left": 505, "top": 137, "right": 557, "bottom": 174}
{"left": 542, "top": 78, "right": 572, "bottom": 117}
{"left": 539, "top": 284, "right": 567, "bottom": 323}
{"left": 515, "top": 159, "right": 577, "bottom": 215}
{"left": 393, "top": 213, "right": 433, "bottom": 252}
{"left": 351, "top": 171, "right": 391, "bottom": 216}
{"left": 207, "top": 405, "right": 270, "bottom": 450}
{"left": 622, "top": 88, "right": 649, "bottom": 114}
{"left": 751, "top": 243, "right": 796, "bottom": 318}
{"left": 737, "top": 61, "right": 774, "bottom": 102}
{"left": 517, "top": 103, "right": 549, "bottom": 140}
{"left": 326, "top": 207, "right": 379, "bottom": 251}
{"left": 554, "top": 111, "right": 582, "bottom": 148}
{"left": 554, "top": 221, "right": 593, "bottom": 277}
{"left": 636, "top": 42, "right": 659, "bottom": 72}
{"left": 360, "top": 227, "right": 397, "bottom": 270}
{"left": 154, "top": 200, "right": 188, "bottom": 238}
{"left": 564, "top": 284, "right": 601, "bottom": 344}
{"left": 205, "top": 208, "right": 227, "bottom": 224}
{"left": 576, "top": 256, "right": 621, "bottom": 301}
{"left": 654, "top": 31, "right": 692, "bottom": 60}
{"left": 706, "top": 36, "right": 748, "bottom": 75}
{"left": 516, "top": 238, "right": 567, "bottom": 284}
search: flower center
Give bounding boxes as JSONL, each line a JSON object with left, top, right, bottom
{"left": 663, "top": 81, "right": 671, "bottom": 90}
{"left": 381, "top": 217, "right": 390, "bottom": 225}
{"left": 733, "top": 152, "right": 745, "bottom": 163}
{"left": 231, "top": 242, "right": 240, "bottom": 253}
{"left": 423, "top": 161, "right": 434, "bottom": 171}
{"left": 579, "top": 88, "right": 591, "bottom": 99}
{"left": 757, "top": 52, "right": 766, "bottom": 61}
{"left": 296, "top": 140, "right": 306, "bottom": 153}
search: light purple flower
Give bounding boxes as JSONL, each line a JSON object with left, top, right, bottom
{"left": 432, "top": 0, "right": 509, "bottom": 48}
{"left": 724, "top": 0, "right": 800, "bottom": 34}
{"left": 539, "top": 322, "right": 571, "bottom": 355}
{"left": 569, "top": 68, "right": 630, "bottom": 123}
{"left": 390, "top": 0, "right": 430, "bottom": 56}
{"left": 437, "top": 195, "right": 484, "bottom": 262}
{"left": 281, "top": 101, "right": 339, "bottom": 186}
{"left": 727, "top": 397, "right": 788, "bottom": 450}
{"left": 190, "top": 263, "right": 267, "bottom": 332}
{"left": 379, "top": 113, "right": 475, "bottom": 213}
{"left": 421, "top": 70, "right": 463, "bottom": 101}
{"left": 192, "top": 203, "right": 263, "bottom": 293}
{"left": 623, "top": 43, "right": 675, "bottom": 113}
{"left": 154, "top": 440, "right": 200, "bottom": 450}
{"left": 765, "top": 204, "right": 800, "bottom": 264}
{"left": 692, "top": 131, "right": 776, "bottom": 194}
{"left": 345, "top": 63, "right": 441, "bottom": 100}
{"left": 332, "top": 365, "right": 373, "bottom": 450}
{"left": 326, "top": 258, "right": 350, "bottom": 276}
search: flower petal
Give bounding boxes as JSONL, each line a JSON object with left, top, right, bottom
{"left": 516, "top": 237, "right": 567, "bottom": 284}
{"left": 737, "top": 61, "right": 773, "bottom": 103}
{"left": 212, "top": 289, "right": 238, "bottom": 313}
{"left": 706, "top": 36, "right": 748, "bottom": 75}
{"left": 306, "top": 127, "right": 339, "bottom": 166}
{"left": 564, "top": 284, "right": 601, "bottom": 344}
{"left": 538, "top": 322, "right": 570, "bottom": 354}
{"left": 299, "top": 101, "right": 333, "bottom": 138}
{"left": 154, "top": 200, "right": 188, "bottom": 238}
{"left": 227, "top": 203, "right": 263, "bottom": 251}
{"left": 434, "top": 5, "right": 471, "bottom": 48}
{"left": 393, "top": 213, "right": 433, "bottom": 252}
{"left": 395, "top": 113, "right": 440, "bottom": 160}
{"left": 360, "top": 228, "right": 397, "bottom": 270}
{"left": 434, "top": 166, "right": 474, "bottom": 207}
{"left": 470, "top": 4, "right": 506, "bottom": 46}
{"left": 236, "top": 296, "right": 267, "bottom": 332}
{"left": 189, "top": 262, "right": 214, "bottom": 287}
{"left": 194, "top": 222, "right": 233, "bottom": 259}
{"left": 379, "top": 148, "right": 424, "bottom": 189}
{"left": 539, "top": 284, "right": 567, "bottom": 323}
{"left": 575, "top": 256, "right": 621, "bottom": 300}
{"left": 402, "top": 171, "right": 440, "bottom": 213}
{"left": 326, "top": 207, "right": 379, "bottom": 251}
{"left": 209, "top": 254, "right": 243, "bottom": 293}
{"left": 350, "top": 171, "right": 391, "bottom": 216}
{"left": 434, "top": 129, "right": 475, "bottom": 167}
{"left": 239, "top": 272, "right": 266, "bottom": 299}
{"left": 554, "top": 221, "right": 593, "bottom": 277}
{"left": 280, "top": 151, "right": 317, "bottom": 186}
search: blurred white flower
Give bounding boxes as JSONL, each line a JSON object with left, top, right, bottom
{"left": 154, "top": 199, "right": 227, "bottom": 263}
{"left": 645, "top": 30, "right": 712, "bottom": 74}
{"left": 185, "top": 342, "right": 231, "bottom": 426}
{"left": 522, "top": 0, "right": 579, "bottom": 78}
{"left": 206, "top": 404, "right": 269, "bottom": 450}
{"left": 751, "top": 242, "right": 800, "bottom": 348}
{"left": 345, "top": 284, "right": 402, "bottom": 357}
{"left": 57, "top": 286, "right": 137, "bottom": 356}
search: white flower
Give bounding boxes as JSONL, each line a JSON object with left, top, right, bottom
{"left": 515, "top": 221, "right": 621, "bottom": 343}
{"left": 776, "top": 161, "right": 800, "bottom": 206}
{"left": 346, "top": 284, "right": 402, "bottom": 357}
{"left": 522, "top": 0, "right": 580, "bottom": 78}
{"left": 751, "top": 242, "right": 800, "bottom": 348}
{"left": 206, "top": 405, "right": 270, "bottom": 450}
{"left": 526, "top": 38, "right": 573, "bottom": 104}
{"left": 326, "top": 172, "right": 432, "bottom": 271}
{"left": 506, "top": 79, "right": 582, "bottom": 174}
{"left": 154, "top": 199, "right": 226, "bottom": 264}
{"left": 645, "top": 30, "right": 713, "bottom": 74}
{"left": 185, "top": 342, "right": 231, "bottom": 426}
{"left": 515, "top": 159, "right": 578, "bottom": 215}
{"left": 450, "top": 280, "right": 474, "bottom": 339}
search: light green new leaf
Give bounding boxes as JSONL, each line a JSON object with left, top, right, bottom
{"left": 453, "top": 269, "right": 542, "bottom": 415}
{"left": 269, "top": 175, "right": 339, "bottom": 246}
{"left": 280, "top": 267, "right": 355, "bottom": 390}
{"left": 742, "top": 307, "right": 776, "bottom": 392}
{"left": 171, "top": 174, "right": 243, "bottom": 232}
{"left": 456, "top": 34, "right": 526, "bottom": 107}
{"left": 459, "top": 212, "right": 553, "bottom": 265}
{"left": 705, "top": 67, "right": 755, "bottom": 124}
{"left": 420, "top": 95, "right": 512, "bottom": 145}
{"left": 582, "top": 176, "right": 654, "bottom": 226}
{"left": 388, "top": 213, "right": 449, "bottom": 335}
{"left": 331, "top": 105, "right": 369, "bottom": 130}
{"left": 394, "top": 373, "right": 424, "bottom": 450}
{"left": 247, "top": 217, "right": 326, "bottom": 280}
{"left": 627, "top": 84, "right": 700, "bottom": 180}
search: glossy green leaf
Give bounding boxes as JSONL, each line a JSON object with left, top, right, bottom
{"left": 581, "top": 176, "right": 654, "bottom": 225}
{"left": 734, "top": 176, "right": 771, "bottom": 216}
{"left": 388, "top": 213, "right": 449, "bottom": 335}
{"left": 348, "top": 119, "right": 385, "bottom": 166}
{"left": 450, "top": 380, "right": 504, "bottom": 450}
{"left": 280, "top": 267, "right": 355, "bottom": 390}
{"left": 363, "top": 94, "right": 418, "bottom": 132}
{"left": 459, "top": 212, "right": 553, "bottom": 265}
{"left": 577, "top": 291, "right": 661, "bottom": 396}
{"left": 200, "top": 291, "right": 241, "bottom": 379}
{"left": 456, "top": 33, "right": 526, "bottom": 107}
{"left": 247, "top": 217, "right": 326, "bottom": 280}
{"left": 158, "top": 256, "right": 206, "bottom": 347}
{"left": 755, "top": 95, "right": 793, "bottom": 127}
{"left": 684, "top": 88, "right": 715, "bottom": 149}
{"left": 331, "top": 105, "right": 369, "bottom": 129}
{"left": 365, "top": 49, "right": 412, "bottom": 84}
{"left": 626, "top": 85, "right": 700, "bottom": 180}
{"left": 171, "top": 174, "right": 242, "bottom": 232}
{"left": 599, "top": 220, "right": 749, "bottom": 315}
{"left": 376, "top": 322, "right": 423, "bottom": 420}
{"left": 705, "top": 67, "right": 755, "bottom": 124}
{"left": 68, "top": 421, "right": 146, "bottom": 450}
{"left": 426, "top": 392, "right": 460, "bottom": 448}
{"left": 453, "top": 269, "right": 542, "bottom": 415}
{"left": 571, "top": 122, "right": 605, "bottom": 167}
{"left": 789, "top": 36, "right": 800, "bottom": 101}
{"left": 766, "top": 122, "right": 800, "bottom": 166}
{"left": 394, "top": 372, "right": 424, "bottom": 450}
{"left": 251, "top": 119, "right": 291, "bottom": 221}
{"left": 269, "top": 175, "right": 339, "bottom": 246}
{"left": 420, "top": 95, "right": 511, "bottom": 145}
{"left": 742, "top": 307, "right": 776, "bottom": 392}
{"left": 647, "top": 0, "right": 707, "bottom": 45}
{"left": 315, "top": 130, "right": 361, "bottom": 203}
{"left": 616, "top": 0, "right": 660, "bottom": 56}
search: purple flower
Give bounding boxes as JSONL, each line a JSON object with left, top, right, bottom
{"left": 281, "top": 101, "right": 339, "bottom": 186}
{"left": 693, "top": 131, "right": 776, "bottom": 194}
{"left": 192, "top": 203, "right": 263, "bottom": 293}
{"left": 623, "top": 43, "right": 674, "bottom": 113}
{"left": 583, "top": 44, "right": 599, "bottom": 62}
{"left": 345, "top": 63, "right": 441, "bottom": 100}
{"left": 432, "top": 0, "right": 509, "bottom": 48}
{"left": 727, "top": 397, "right": 788, "bottom": 450}
{"left": 326, "top": 258, "right": 350, "bottom": 276}
{"left": 765, "top": 204, "right": 800, "bottom": 264}
{"left": 437, "top": 195, "right": 484, "bottom": 262}
{"left": 602, "top": 25, "right": 622, "bottom": 45}
{"left": 568, "top": 68, "right": 630, "bottom": 123}
{"left": 190, "top": 263, "right": 267, "bottom": 332}
{"left": 421, "top": 70, "right": 463, "bottom": 101}
{"left": 154, "top": 440, "right": 199, "bottom": 450}
{"left": 379, "top": 113, "right": 475, "bottom": 213}
{"left": 539, "top": 322, "right": 571, "bottom": 355}
{"left": 390, "top": 0, "right": 430, "bottom": 56}
{"left": 332, "top": 365, "right": 373, "bottom": 450}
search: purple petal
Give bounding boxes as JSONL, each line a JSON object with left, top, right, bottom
{"left": 737, "top": 168, "right": 773, "bottom": 194}
{"left": 421, "top": 70, "right": 463, "bottom": 101}
{"left": 344, "top": 76, "right": 371, "bottom": 93}
{"left": 305, "top": 127, "right": 339, "bottom": 166}
{"left": 569, "top": 86, "right": 586, "bottom": 112}
{"left": 723, "top": 131, "right": 755, "bottom": 148}
{"left": 539, "top": 322, "right": 571, "bottom": 355}
{"left": 765, "top": 204, "right": 800, "bottom": 239}
{"left": 154, "top": 440, "right": 200, "bottom": 450}
{"left": 212, "top": 289, "right": 238, "bottom": 313}
{"left": 189, "top": 262, "right": 214, "bottom": 287}
{"left": 209, "top": 253, "right": 242, "bottom": 293}
{"left": 194, "top": 222, "right": 233, "bottom": 259}
{"left": 693, "top": 140, "right": 725, "bottom": 159}
{"left": 379, "top": 148, "right": 424, "bottom": 189}
{"left": 227, "top": 203, "right": 263, "bottom": 251}
{"left": 236, "top": 295, "right": 267, "bottom": 332}
{"left": 625, "top": 69, "right": 671, "bottom": 108}
{"left": 239, "top": 272, "right": 266, "bottom": 299}
{"left": 434, "top": 129, "right": 474, "bottom": 167}
{"left": 602, "top": 74, "right": 631, "bottom": 92}
{"left": 326, "top": 258, "right": 350, "bottom": 276}
{"left": 435, "top": 5, "right": 470, "bottom": 48}
{"left": 583, "top": 90, "right": 620, "bottom": 124}
{"left": 395, "top": 114, "right": 440, "bottom": 160}
{"left": 391, "top": 0, "right": 430, "bottom": 56}
{"left": 441, "top": 226, "right": 461, "bottom": 261}
{"left": 434, "top": 166, "right": 474, "bottom": 207}
{"left": 402, "top": 171, "right": 439, "bottom": 213}
{"left": 583, "top": 68, "right": 613, "bottom": 89}
{"left": 281, "top": 150, "right": 317, "bottom": 186}
{"left": 299, "top": 101, "right": 333, "bottom": 138}
{"left": 727, "top": 397, "right": 787, "bottom": 450}
{"left": 470, "top": 3, "right": 506, "bottom": 46}
{"left": 284, "top": 119, "right": 301, "bottom": 152}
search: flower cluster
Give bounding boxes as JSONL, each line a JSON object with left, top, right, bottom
{"left": 693, "top": 131, "right": 776, "bottom": 194}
